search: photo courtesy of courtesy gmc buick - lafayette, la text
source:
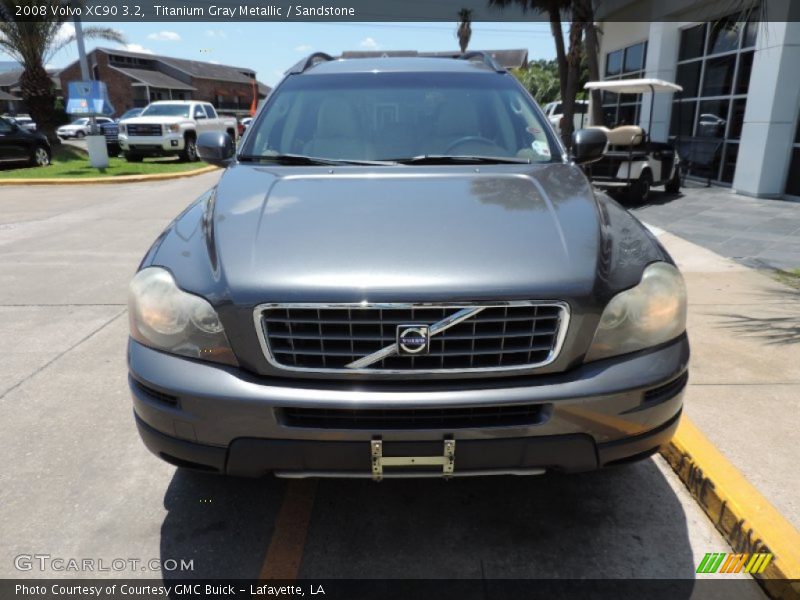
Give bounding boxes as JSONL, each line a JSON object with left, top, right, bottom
{"left": 127, "top": 53, "right": 689, "bottom": 480}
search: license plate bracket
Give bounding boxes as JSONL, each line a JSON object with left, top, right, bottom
{"left": 370, "top": 438, "right": 455, "bottom": 481}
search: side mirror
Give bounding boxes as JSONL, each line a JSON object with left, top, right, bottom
{"left": 197, "top": 131, "right": 235, "bottom": 167}
{"left": 571, "top": 128, "right": 607, "bottom": 164}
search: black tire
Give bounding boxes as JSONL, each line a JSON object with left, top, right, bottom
{"left": 665, "top": 165, "right": 681, "bottom": 194}
{"left": 75, "top": 130, "right": 85, "bottom": 139}
{"left": 626, "top": 170, "right": 652, "bottom": 205}
{"left": 124, "top": 152, "right": 144, "bottom": 163}
{"left": 606, "top": 189, "right": 625, "bottom": 202}
{"left": 180, "top": 134, "right": 198, "bottom": 162}
{"left": 30, "top": 145, "right": 51, "bottom": 167}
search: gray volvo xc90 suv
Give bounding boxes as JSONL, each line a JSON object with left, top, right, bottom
{"left": 127, "top": 53, "right": 689, "bottom": 479}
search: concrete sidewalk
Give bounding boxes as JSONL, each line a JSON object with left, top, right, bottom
{"left": 651, "top": 228, "right": 800, "bottom": 531}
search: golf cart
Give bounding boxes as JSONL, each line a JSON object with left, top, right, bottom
{"left": 583, "top": 79, "right": 683, "bottom": 203}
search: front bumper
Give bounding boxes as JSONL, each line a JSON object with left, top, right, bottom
{"left": 128, "top": 335, "right": 689, "bottom": 477}
{"left": 119, "top": 134, "right": 184, "bottom": 154}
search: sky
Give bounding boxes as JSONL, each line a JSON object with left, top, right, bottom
{"left": 1, "top": 21, "right": 557, "bottom": 87}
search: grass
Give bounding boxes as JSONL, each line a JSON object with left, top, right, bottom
{"left": 0, "top": 144, "right": 207, "bottom": 180}
{"left": 771, "top": 268, "right": 800, "bottom": 290}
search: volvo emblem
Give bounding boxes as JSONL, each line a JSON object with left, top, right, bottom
{"left": 397, "top": 325, "right": 430, "bottom": 355}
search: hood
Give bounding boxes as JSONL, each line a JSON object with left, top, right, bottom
{"left": 122, "top": 115, "right": 186, "bottom": 125}
{"left": 205, "top": 163, "right": 601, "bottom": 305}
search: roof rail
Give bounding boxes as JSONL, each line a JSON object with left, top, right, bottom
{"left": 459, "top": 51, "right": 505, "bottom": 73}
{"left": 286, "top": 52, "right": 335, "bottom": 75}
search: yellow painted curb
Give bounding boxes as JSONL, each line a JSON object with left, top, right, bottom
{"left": 660, "top": 418, "right": 800, "bottom": 599}
{"left": 0, "top": 164, "right": 220, "bottom": 186}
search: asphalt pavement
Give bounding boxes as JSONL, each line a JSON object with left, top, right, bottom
{"left": 0, "top": 175, "right": 767, "bottom": 594}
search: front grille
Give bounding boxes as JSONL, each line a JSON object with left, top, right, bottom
{"left": 127, "top": 124, "right": 162, "bottom": 136}
{"left": 281, "top": 404, "right": 548, "bottom": 429}
{"left": 257, "top": 302, "right": 568, "bottom": 374}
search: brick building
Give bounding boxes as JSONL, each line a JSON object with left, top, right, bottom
{"left": 58, "top": 47, "right": 270, "bottom": 118}
{"left": 0, "top": 68, "right": 62, "bottom": 115}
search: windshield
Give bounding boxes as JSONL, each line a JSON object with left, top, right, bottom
{"left": 71, "top": 118, "right": 89, "bottom": 126}
{"left": 120, "top": 109, "right": 142, "bottom": 120}
{"left": 243, "top": 72, "right": 560, "bottom": 163}
{"left": 141, "top": 104, "right": 190, "bottom": 118}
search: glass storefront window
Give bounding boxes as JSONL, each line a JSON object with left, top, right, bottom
{"left": 720, "top": 143, "right": 738, "bottom": 183}
{"left": 676, "top": 61, "right": 701, "bottom": 98}
{"left": 624, "top": 43, "right": 645, "bottom": 72}
{"left": 670, "top": 101, "right": 696, "bottom": 138}
{"left": 707, "top": 17, "right": 741, "bottom": 55}
{"left": 672, "top": 11, "right": 757, "bottom": 184}
{"left": 679, "top": 24, "right": 707, "bottom": 61}
{"left": 602, "top": 41, "right": 647, "bottom": 127}
{"left": 606, "top": 50, "right": 622, "bottom": 77}
{"left": 702, "top": 55, "right": 736, "bottom": 96}
{"left": 728, "top": 99, "right": 747, "bottom": 140}
{"left": 697, "top": 99, "right": 729, "bottom": 138}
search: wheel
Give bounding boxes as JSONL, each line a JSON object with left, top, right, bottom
{"left": 180, "top": 135, "right": 198, "bottom": 162}
{"left": 626, "top": 170, "right": 652, "bottom": 204}
{"left": 665, "top": 165, "right": 682, "bottom": 194}
{"left": 75, "top": 130, "right": 85, "bottom": 139}
{"left": 30, "top": 145, "right": 51, "bottom": 167}
{"left": 124, "top": 152, "right": 144, "bottom": 163}
{"left": 606, "top": 189, "right": 625, "bottom": 202}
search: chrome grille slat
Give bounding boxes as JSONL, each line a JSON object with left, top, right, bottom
{"left": 257, "top": 301, "right": 569, "bottom": 374}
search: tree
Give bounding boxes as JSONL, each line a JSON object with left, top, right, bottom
{"left": 0, "top": 0, "right": 125, "bottom": 143}
{"left": 488, "top": 0, "right": 597, "bottom": 148}
{"left": 511, "top": 59, "right": 560, "bottom": 104}
{"left": 456, "top": 8, "right": 473, "bottom": 53}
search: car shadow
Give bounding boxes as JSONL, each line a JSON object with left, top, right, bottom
{"left": 159, "top": 457, "right": 702, "bottom": 595}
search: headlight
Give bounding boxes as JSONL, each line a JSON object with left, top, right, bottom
{"left": 167, "top": 124, "right": 180, "bottom": 133}
{"left": 585, "top": 262, "right": 687, "bottom": 362}
{"left": 128, "top": 267, "right": 238, "bottom": 366}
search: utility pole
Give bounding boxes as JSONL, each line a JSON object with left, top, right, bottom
{"left": 69, "top": 1, "right": 108, "bottom": 167}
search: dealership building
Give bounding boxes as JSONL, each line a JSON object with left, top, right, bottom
{"left": 596, "top": 0, "right": 800, "bottom": 200}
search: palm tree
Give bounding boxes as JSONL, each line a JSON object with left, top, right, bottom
{"left": 488, "top": 0, "right": 579, "bottom": 145}
{"left": 457, "top": 8, "right": 473, "bottom": 54}
{"left": 0, "top": 0, "right": 125, "bottom": 143}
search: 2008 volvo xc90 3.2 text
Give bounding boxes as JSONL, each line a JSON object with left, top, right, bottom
{"left": 127, "top": 53, "right": 689, "bottom": 480}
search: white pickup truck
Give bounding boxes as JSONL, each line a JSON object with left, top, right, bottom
{"left": 118, "top": 100, "right": 238, "bottom": 162}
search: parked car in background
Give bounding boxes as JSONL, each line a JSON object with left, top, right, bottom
{"left": 240, "top": 117, "right": 253, "bottom": 133}
{"left": 0, "top": 116, "right": 51, "bottom": 167}
{"left": 6, "top": 115, "right": 36, "bottom": 132}
{"left": 127, "top": 54, "right": 689, "bottom": 480}
{"left": 543, "top": 99, "right": 589, "bottom": 135}
{"left": 118, "top": 100, "right": 238, "bottom": 162}
{"left": 57, "top": 117, "right": 114, "bottom": 139}
{"left": 100, "top": 121, "right": 120, "bottom": 157}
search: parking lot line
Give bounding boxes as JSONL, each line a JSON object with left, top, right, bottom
{"left": 258, "top": 479, "right": 318, "bottom": 580}
{"left": 661, "top": 417, "right": 800, "bottom": 598}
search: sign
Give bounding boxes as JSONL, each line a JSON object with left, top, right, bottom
{"left": 66, "top": 80, "right": 114, "bottom": 116}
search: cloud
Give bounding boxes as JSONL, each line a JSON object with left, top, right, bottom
{"left": 359, "top": 37, "right": 379, "bottom": 49}
{"left": 205, "top": 29, "right": 226, "bottom": 38}
{"left": 54, "top": 23, "right": 75, "bottom": 46}
{"left": 124, "top": 43, "right": 154, "bottom": 55}
{"left": 147, "top": 31, "right": 181, "bottom": 42}
{"left": 294, "top": 44, "right": 312, "bottom": 52}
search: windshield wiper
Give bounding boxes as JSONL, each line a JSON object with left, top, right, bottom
{"left": 391, "top": 154, "right": 531, "bottom": 165}
{"left": 239, "top": 153, "right": 396, "bottom": 166}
